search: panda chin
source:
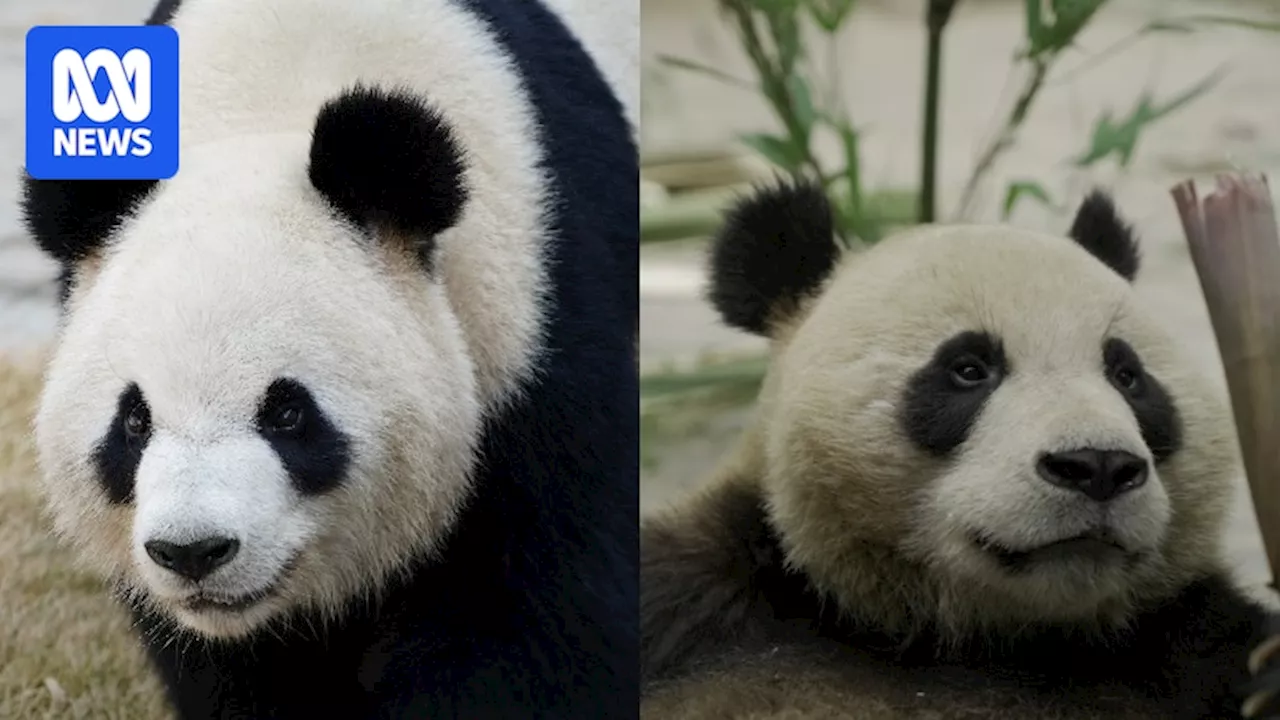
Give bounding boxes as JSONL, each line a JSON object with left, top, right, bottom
{"left": 166, "top": 588, "right": 288, "bottom": 639}
{"left": 969, "top": 529, "right": 1138, "bottom": 573}
{"left": 164, "top": 555, "right": 302, "bottom": 635}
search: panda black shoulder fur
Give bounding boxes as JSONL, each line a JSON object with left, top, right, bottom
{"left": 640, "top": 181, "right": 1280, "bottom": 719}
{"left": 22, "top": 0, "right": 637, "bottom": 717}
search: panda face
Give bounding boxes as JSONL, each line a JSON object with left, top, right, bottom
{"left": 32, "top": 135, "right": 482, "bottom": 639}
{"left": 760, "top": 224, "right": 1236, "bottom": 627}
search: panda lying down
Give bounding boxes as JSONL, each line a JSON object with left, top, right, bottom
{"left": 641, "top": 183, "right": 1280, "bottom": 719}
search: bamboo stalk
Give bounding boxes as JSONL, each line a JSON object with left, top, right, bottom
{"left": 919, "top": 0, "right": 959, "bottom": 224}
{"left": 1173, "top": 173, "right": 1280, "bottom": 588}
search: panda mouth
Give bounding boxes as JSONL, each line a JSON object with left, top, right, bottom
{"left": 184, "top": 585, "right": 279, "bottom": 613}
{"left": 970, "top": 530, "right": 1131, "bottom": 571}
{"left": 180, "top": 556, "right": 299, "bottom": 614}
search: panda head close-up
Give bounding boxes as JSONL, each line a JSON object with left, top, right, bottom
{"left": 23, "top": 86, "right": 494, "bottom": 640}
{"left": 706, "top": 181, "right": 1239, "bottom": 637}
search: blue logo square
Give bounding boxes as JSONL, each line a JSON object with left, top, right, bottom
{"left": 26, "top": 25, "right": 179, "bottom": 180}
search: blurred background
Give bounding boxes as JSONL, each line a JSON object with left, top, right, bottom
{"left": 1, "top": 4, "right": 218, "bottom": 718}
{"left": 1, "top": 2, "right": 154, "bottom": 354}
{"left": 638, "top": 0, "right": 1280, "bottom": 588}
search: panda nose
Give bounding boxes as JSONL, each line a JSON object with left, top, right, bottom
{"left": 144, "top": 537, "right": 240, "bottom": 581}
{"left": 1036, "top": 449, "right": 1149, "bottom": 502}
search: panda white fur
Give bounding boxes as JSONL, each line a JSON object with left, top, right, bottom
{"left": 640, "top": 182, "right": 1280, "bottom": 719}
{"left": 22, "top": 0, "right": 638, "bottom": 717}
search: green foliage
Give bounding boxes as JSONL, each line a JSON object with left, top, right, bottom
{"left": 658, "top": 0, "right": 895, "bottom": 247}
{"left": 652, "top": 56, "right": 754, "bottom": 90}
{"left": 958, "top": 0, "right": 1112, "bottom": 218}
{"left": 641, "top": 356, "right": 770, "bottom": 402}
{"left": 1073, "top": 68, "right": 1225, "bottom": 169}
{"left": 1023, "top": 0, "right": 1110, "bottom": 60}
{"left": 663, "top": 0, "right": 1277, "bottom": 228}
{"left": 975, "top": 3, "right": 1274, "bottom": 220}
{"left": 648, "top": 0, "right": 1280, "bottom": 427}
{"left": 640, "top": 356, "right": 769, "bottom": 471}
{"left": 738, "top": 132, "right": 806, "bottom": 171}
{"left": 1000, "top": 62, "right": 1226, "bottom": 220}
{"left": 1160, "top": 13, "right": 1280, "bottom": 34}
{"left": 1001, "top": 179, "right": 1057, "bottom": 220}
{"left": 807, "top": 0, "right": 858, "bottom": 33}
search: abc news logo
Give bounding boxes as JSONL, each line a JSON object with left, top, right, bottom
{"left": 26, "top": 25, "right": 179, "bottom": 181}
{"left": 52, "top": 47, "right": 154, "bottom": 158}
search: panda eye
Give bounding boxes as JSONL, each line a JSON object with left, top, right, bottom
{"left": 123, "top": 403, "right": 151, "bottom": 442}
{"left": 267, "top": 404, "right": 305, "bottom": 435}
{"left": 1112, "top": 366, "right": 1143, "bottom": 394}
{"left": 948, "top": 357, "right": 990, "bottom": 388}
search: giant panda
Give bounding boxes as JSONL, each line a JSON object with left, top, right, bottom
{"left": 21, "top": 0, "right": 638, "bottom": 717}
{"left": 640, "top": 181, "right": 1280, "bottom": 719}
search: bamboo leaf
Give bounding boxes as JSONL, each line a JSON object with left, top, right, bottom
{"left": 806, "top": 0, "right": 858, "bottom": 32}
{"left": 656, "top": 54, "right": 755, "bottom": 90}
{"left": 1075, "top": 68, "right": 1224, "bottom": 168}
{"left": 787, "top": 73, "right": 816, "bottom": 141}
{"left": 834, "top": 122, "right": 863, "bottom": 215}
{"left": 1074, "top": 112, "right": 1128, "bottom": 167}
{"left": 771, "top": 11, "right": 803, "bottom": 76}
{"left": 1174, "top": 14, "right": 1280, "bottom": 34}
{"left": 1027, "top": 0, "right": 1109, "bottom": 58}
{"left": 751, "top": 0, "right": 801, "bottom": 13}
{"left": 1139, "top": 19, "right": 1196, "bottom": 34}
{"left": 1001, "top": 180, "right": 1055, "bottom": 219}
{"left": 1144, "top": 67, "right": 1225, "bottom": 123}
{"left": 1024, "top": 0, "right": 1045, "bottom": 51}
{"left": 739, "top": 132, "right": 806, "bottom": 172}
{"left": 1133, "top": 14, "right": 1280, "bottom": 40}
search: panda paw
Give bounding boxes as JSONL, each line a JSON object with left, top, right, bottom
{"left": 1244, "top": 628, "right": 1280, "bottom": 718}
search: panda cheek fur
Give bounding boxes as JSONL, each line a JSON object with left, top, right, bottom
{"left": 758, "top": 351, "right": 928, "bottom": 566}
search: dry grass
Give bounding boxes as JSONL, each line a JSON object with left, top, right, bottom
{"left": 0, "top": 352, "right": 170, "bottom": 720}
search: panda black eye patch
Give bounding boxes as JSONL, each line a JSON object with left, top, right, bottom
{"left": 255, "top": 378, "right": 352, "bottom": 495}
{"left": 1102, "top": 338, "right": 1182, "bottom": 462}
{"left": 92, "top": 382, "right": 151, "bottom": 505}
{"left": 901, "top": 331, "right": 1007, "bottom": 456}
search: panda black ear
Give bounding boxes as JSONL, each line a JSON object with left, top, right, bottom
{"left": 21, "top": 175, "right": 157, "bottom": 266}
{"left": 308, "top": 85, "right": 468, "bottom": 269}
{"left": 1067, "top": 189, "right": 1140, "bottom": 282}
{"left": 706, "top": 178, "right": 840, "bottom": 337}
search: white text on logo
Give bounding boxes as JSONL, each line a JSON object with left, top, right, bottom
{"left": 51, "top": 47, "right": 154, "bottom": 157}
